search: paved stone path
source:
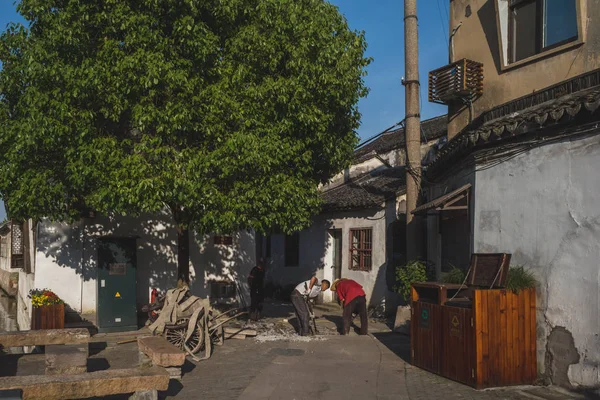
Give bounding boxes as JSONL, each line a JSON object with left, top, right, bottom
{"left": 170, "top": 333, "right": 582, "bottom": 400}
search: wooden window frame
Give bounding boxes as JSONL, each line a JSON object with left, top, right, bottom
{"left": 349, "top": 228, "right": 373, "bottom": 272}
{"left": 209, "top": 280, "right": 237, "bottom": 299}
{"left": 214, "top": 235, "right": 233, "bottom": 246}
{"left": 508, "top": 0, "right": 579, "bottom": 64}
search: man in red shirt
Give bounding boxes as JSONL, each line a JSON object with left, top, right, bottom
{"left": 330, "top": 279, "right": 368, "bottom": 335}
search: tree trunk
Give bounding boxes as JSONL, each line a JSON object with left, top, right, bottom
{"left": 177, "top": 226, "right": 190, "bottom": 285}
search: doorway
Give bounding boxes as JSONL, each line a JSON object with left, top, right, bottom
{"left": 328, "top": 229, "right": 342, "bottom": 302}
{"left": 97, "top": 238, "right": 138, "bottom": 332}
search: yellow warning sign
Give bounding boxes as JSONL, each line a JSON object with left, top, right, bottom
{"left": 115, "top": 292, "right": 121, "bottom": 298}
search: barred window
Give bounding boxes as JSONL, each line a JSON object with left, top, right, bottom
{"left": 214, "top": 235, "right": 233, "bottom": 246}
{"left": 349, "top": 228, "right": 372, "bottom": 271}
{"left": 210, "top": 281, "right": 236, "bottom": 299}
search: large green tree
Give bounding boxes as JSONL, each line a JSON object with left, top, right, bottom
{"left": 0, "top": 0, "right": 370, "bottom": 282}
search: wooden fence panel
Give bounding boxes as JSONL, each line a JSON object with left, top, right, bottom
{"left": 411, "top": 301, "right": 442, "bottom": 374}
{"left": 441, "top": 306, "right": 475, "bottom": 385}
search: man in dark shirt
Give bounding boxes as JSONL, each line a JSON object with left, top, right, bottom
{"left": 247, "top": 258, "right": 266, "bottom": 321}
{"left": 330, "top": 278, "right": 368, "bottom": 335}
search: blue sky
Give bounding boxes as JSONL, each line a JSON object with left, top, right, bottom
{"left": 0, "top": 0, "right": 450, "bottom": 220}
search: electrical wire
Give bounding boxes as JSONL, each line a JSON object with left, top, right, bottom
{"left": 437, "top": 0, "right": 448, "bottom": 44}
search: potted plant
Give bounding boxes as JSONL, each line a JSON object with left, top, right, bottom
{"left": 393, "top": 260, "right": 429, "bottom": 334}
{"left": 29, "top": 288, "right": 65, "bottom": 330}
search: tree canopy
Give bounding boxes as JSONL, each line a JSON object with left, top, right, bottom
{"left": 0, "top": 0, "right": 370, "bottom": 280}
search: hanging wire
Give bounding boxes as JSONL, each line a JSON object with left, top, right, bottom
{"left": 437, "top": 0, "right": 448, "bottom": 44}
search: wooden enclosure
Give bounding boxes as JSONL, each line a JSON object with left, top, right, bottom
{"left": 31, "top": 303, "right": 65, "bottom": 330}
{"left": 411, "top": 287, "right": 537, "bottom": 388}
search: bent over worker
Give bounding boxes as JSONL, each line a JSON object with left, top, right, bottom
{"left": 330, "top": 278, "right": 368, "bottom": 335}
{"left": 290, "top": 277, "right": 330, "bottom": 336}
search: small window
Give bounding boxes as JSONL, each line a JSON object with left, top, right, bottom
{"left": 349, "top": 228, "right": 372, "bottom": 271}
{"left": 509, "top": 0, "right": 578, "bottom": 63}
{"left": 285, "top": 233, "right": 299, "bottom": 267}
{"left": 214, "top": 235, "right": 233, "bottom": 246}
{"left": 210, "top": 281, "right": 237, "bottom": 299}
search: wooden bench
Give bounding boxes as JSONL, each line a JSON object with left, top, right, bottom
{"left": 0, "top": 329, "right": 90, "bottom": 348}
{"left": 0, "top": 367, "right": 169, "bottom": 400}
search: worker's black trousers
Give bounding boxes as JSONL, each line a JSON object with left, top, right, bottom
{"left": 343, "top": 295, "right": 368, "bottom": 335}
{"left": 249, "top": 290, "right": 264, "bottom": 321}
{"left": 290, "top": 290, "right": 311, "bottom": 336}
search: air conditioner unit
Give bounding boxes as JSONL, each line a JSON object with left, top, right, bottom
{"left": 428, "top": 59, "right": 484, "bottom": 105}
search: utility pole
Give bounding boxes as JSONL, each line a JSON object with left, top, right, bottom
{"left": 404, "top": 0, "right": 422, "bottom": 261}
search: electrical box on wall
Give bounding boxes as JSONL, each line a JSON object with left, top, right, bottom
{"left": 97, "top": 238, "right": 138, "bottom": 333}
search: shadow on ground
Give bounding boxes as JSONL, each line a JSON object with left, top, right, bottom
{"left": 372, "top": 332, "right": 411, "bottom": 364}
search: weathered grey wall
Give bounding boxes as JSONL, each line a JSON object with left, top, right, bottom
{"left": 473, "top": 133, "right": 600, "bottom": 388}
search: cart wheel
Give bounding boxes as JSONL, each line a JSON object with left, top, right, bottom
{"left": 165, "top": 319, "right": 203, "bottom": 353}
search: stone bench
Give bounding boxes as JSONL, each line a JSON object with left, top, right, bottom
{"left": 137, "top": 336, "right": 185, "bottom": 380}
{"left": 45, "top": 344, "right": 88, "bottom": 375}
{"left": 0, "top": 329, "right": 90, "bottom": 348}
{"left": 0, "top": 367, "right": 169, "bottom": 400}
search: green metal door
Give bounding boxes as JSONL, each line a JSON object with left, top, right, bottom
{"left": 97, "top": 238, "right": 137, "bottom": 332}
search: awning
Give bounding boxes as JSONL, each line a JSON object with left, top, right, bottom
{"left": 412, "top": 183, "right": 471, "bottom": 215}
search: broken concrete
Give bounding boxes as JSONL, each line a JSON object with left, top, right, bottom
{"left": 0, "top": 329, "right": 90, "bottom": 348}
{"left": 545, "top": 326, "right": 580, "bottom": 388}
{"left": 45, "top": 344, "right": 88, "bottom": 376}
{"left": 0, "top": 367, "right": 169, "bottom": 400}
{"left": 137, "top": 336, "right": 185, "bottom": 367}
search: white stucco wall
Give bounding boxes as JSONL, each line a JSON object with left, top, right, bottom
{"left": 33, "top": 214, "right": 256, "bottom": 319}
{"left": 472, "top": 134, "right": 600, "bottom": 388}
{"left": 268, "top": 202, "right": 400, "bottom": 310}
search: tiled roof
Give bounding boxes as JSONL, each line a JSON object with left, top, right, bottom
{"left": 427, "top": 71, "right": 600, "bottom": 180}
{"left": 354, "top": 115, "right": 447, "bottom": 163}
{"left": 321, "top": 167, "right": 406, "bottom": 212}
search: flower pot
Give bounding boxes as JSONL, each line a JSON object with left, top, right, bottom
{"left": 31, "top": 303, "right": 65, "bottom": 330}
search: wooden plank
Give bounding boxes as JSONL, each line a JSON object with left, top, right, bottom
{"left": 499, "top": 291, "right": 507, "bottom": 385}
{"left": 480, "top": 290, "right": 489, "bottom": 388}
{"left": 488, "top": 290, "right": 497, "bottom": 386}
{"left": 474, "top": 291, "right": 483, "bottom": 387}
{"left": 223, "top": 328, "right": 256, "bottom": 336}
{"left": 523, "top": 288, "right": 531, "bottom": 384}
{"left": 512, "top": 290, "right": 520, "bottom": 384}
{"left": 528, "top": 288, "right": 538, "bottom": 382}
{"left": 506, "top": 291, "right": 514, "bottom": 385}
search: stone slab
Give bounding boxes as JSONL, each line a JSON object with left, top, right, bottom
{"left": 129, "top": 389, "right": 158, "bottom": 400}
{"left": 137, "top": 336, "right": 185, "bottom": 367}
{"left": 0, "top": 329, "right": 90, "bottom": 348}
{"left": 0, "top": 367, "right": 169, "bottom": 400}
{"left": 45, "top": 344, "right": 88, "bottom": 371}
